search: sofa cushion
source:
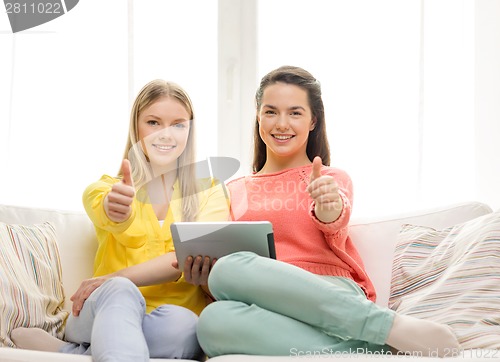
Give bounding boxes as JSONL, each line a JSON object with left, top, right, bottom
{"left": 389, "top": 211, "right": 500, "bottom": 349}
{"left": 350, "top": 201, "right": 493, "bottom": 306}
{"left": 0, "top": 222, "right": 68, "bottom": 347}
{"left": 0, "top": 204, "right": 97, "bottom": 311}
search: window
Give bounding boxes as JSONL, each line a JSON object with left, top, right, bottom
{"left": 1, "top": 0, "right": 498, "bottom": 215}
{"left": 256, "top": 0, "right": 475, "bottom": 216}
{"left": 0, "top": 0, "right": 217, "bottom": 211}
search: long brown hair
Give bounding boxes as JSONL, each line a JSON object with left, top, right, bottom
{"left": 252, "top": 65, "right": 331, "bottom": 172}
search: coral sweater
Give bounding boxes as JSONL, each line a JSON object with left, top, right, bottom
{"left": 227, "top": 164, "right": 376, "bottom": 302}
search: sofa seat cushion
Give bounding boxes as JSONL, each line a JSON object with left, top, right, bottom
{"left": 390, "top": 211, "right": 500, "bottom": 349}
{"left": 0, "top": 222, "right": 68, "bottom": 347}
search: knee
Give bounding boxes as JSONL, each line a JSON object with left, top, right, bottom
{"left": 92, "top": 277, "right": 145, "bottom": 311}
{"left": 99, "top": 277, "right": 140, "bottom": 296}
{"left": 212, "top": 251, "right": 257, "bottom": 275}
{"left": 209, "top": 251, "right": 258, "bottom": 297}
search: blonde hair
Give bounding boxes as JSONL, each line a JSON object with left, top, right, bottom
{"left": 121, "top": 79, "right": 199, "bottom": 221}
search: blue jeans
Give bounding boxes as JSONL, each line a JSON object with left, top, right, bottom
{"left": 61, "top": 277, "right": 204, "bottom": 361}
{"left": 197, "top": 251, "right": 395, "bottom": 357}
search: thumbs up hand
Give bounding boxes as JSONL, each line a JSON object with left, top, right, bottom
{"left": 104, "top": 159, "right": 136, "bottom": 223}
{"left": 307, "top": 156, "right": 343, "bottom": 223}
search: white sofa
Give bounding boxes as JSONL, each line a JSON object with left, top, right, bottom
{"left": 0, "top": 201, "right": 497, "bottom": 362}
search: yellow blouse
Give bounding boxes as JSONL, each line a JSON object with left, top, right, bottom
{"left": 82, "top": 175, "right": 230, "bottom": 314}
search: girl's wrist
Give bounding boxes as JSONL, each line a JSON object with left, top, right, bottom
{"left": 314, "top": 200, "right": 343, "bottom": 224}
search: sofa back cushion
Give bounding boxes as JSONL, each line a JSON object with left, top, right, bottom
{"left": 0, "top": 205, "right": 97, "bottom": 311}
{"left": 0, "top": 222, "right": 68, "bottom": 346}
{"left": 0, "top": 202, "right": 493, "bottom": 312}
{"left": 389, "top": 211, "right": 500, "bottom": 349}
{"left": 349, "top": 201, "right": 493, "bottom": 307}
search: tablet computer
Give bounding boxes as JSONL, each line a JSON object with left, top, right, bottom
{"left": 171, "top": 221, "right": 276, "bottom": 265}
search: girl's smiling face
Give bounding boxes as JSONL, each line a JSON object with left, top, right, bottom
{"left": 138, "top": 96, "right": 190, "bottom": 173}
{"left": 258, "top": 82, "right": 316, "bottom": 168}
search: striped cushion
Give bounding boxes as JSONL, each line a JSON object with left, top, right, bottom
{"left": 0, "top": 222, "right": 68, "bottom": 347}
{"left": 389, "top": 211, "right": 500, "bottom": 349}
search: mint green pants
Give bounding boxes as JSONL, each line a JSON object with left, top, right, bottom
{"left": 197, "top": 252, "right": 395, "bottom": 357}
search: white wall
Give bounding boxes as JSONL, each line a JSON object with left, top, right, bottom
{"left": 1, "top": 0, "right": 499, "bottom": 215}
{"left": 475, "top": 0, "right": 500, "bottom": 211}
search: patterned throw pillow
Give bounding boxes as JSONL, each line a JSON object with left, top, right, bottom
{"left": 389, "top": 211, "right": 500, "bottom": 350}
{"left": 0, "top": 222, "right": 68, "bottom": 347}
